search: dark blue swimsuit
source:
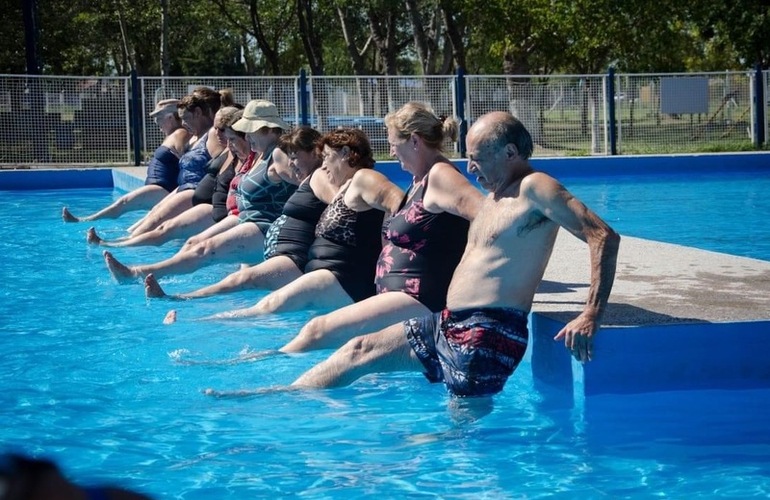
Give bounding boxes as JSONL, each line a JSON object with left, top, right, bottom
{"left": 144, "top": 145, "right": 180, "bottom": 192}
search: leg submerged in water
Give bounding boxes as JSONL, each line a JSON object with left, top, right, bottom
{"left": 203, "top": 385, "right": 298, "bottom": 399}
{"left": 175, "top": 349, "right": 287, "bottom": 366}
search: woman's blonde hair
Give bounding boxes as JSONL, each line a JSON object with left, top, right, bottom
{"left": 384, "top": 101, "right": 458, "bottom": 150}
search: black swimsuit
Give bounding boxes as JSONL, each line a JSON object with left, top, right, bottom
{"left": 210, "top": 157, "right": 237, "bottom": 223}
{"left": 263, "top": 172, "right": 329, "bottom": 270}
{"left": 375, "top": 170, "right": 470, "bottom": 312}
{"left": 304, "top": 188, "right": 384, "bottom": 302}
{"left": 192, "top": 151, "right": 230, "bottom": 206}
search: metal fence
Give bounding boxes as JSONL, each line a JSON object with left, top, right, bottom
{"left": 762, "top": 70, "right": 770, "bottom": 145}
{"left": 466, "top": 74, "right": 610, "bottom": 156}
{"left": 0, "top": 69, "right": 766, "bottom": 166}
{"left": 614, "top": 71, "right": 756, "bottom": 154}
{"left": 0, "top": 75, "right": 131, "bottom": 164}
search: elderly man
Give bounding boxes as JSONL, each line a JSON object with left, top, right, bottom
{"left": 228, "top": 111, "right": 620, "bottom": 398}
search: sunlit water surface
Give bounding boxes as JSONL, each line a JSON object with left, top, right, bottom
{"left": 1, "top": 170, "right": 769, "bottom": 498}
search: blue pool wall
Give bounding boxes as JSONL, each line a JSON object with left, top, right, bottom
{"left": 2, "top": 151, "right": 769, "bottom": 191}
{"left": 2, "top": 151, "right": 770, "bottom": 399}
{"left": 530, "top": 314, "right": 770, "bottom": 396}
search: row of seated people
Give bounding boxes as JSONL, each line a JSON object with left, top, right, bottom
{"left": 63, "top": 87, "right": 234, "bottom": 226}
{"left": 62, "top": 98, "right": 621, "bottom": 399}
{"left": 72, "top": 98, "right": 484, "bottom": 361}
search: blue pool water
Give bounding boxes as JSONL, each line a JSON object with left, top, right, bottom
{"left": 1, "top": 171, "right": 769, "bottom": 498}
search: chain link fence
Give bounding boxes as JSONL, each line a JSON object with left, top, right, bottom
{"left": 0, "top": 75, "right": 130, "bottom": 164}
{"left": 762, "top": 70, "right": 770, "bottom": 146}
{"left": 614, "top": 71, "right": 755, "bottom": 154}
{"left": 0, "top": 70, "right": 766, "bottom": 166}
{"left": 466, "top": 74, "right": 609, "bottom": 156}
{"left": 307, "top": 75, "right": 456, "bottom": 156}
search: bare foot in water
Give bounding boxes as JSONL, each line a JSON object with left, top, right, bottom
{"left": 103, "top": 251, "right": 138, "bottom": 283}
{"left": 144, "top": 274, "right": 167, "bottom": 298}
{"left": 86, "top": 227, "right": 102, "bottom": 244}
{"left": 163, "top": 310, "right": 177, "bottom": 324}
{"left": 62, "top": 207, "right": 79, "bottom": 222}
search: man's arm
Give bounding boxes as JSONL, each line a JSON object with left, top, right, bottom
{"left": 525, "top": 172, "right": 621, "bottom": 361}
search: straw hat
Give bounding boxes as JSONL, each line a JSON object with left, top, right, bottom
{"left": 149, "top": 98, "right": 180, "bottom": 117}
{"left": 232, "top": 100, "right": 290, "bottom": 133}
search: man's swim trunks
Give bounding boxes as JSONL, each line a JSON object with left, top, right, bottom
{"left": 405, "top": 307, "right": 529, "bottom": 397}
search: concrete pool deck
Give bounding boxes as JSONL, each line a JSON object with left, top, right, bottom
{"left": 532, "top": 230, "right": 770, "bottom": 396}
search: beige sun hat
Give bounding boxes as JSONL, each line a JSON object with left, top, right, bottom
{"left": 149, "top": 98, "right": 180, "bottom": 117}
{"left": 232, "top": 99, "right": 290, "bottom": 133}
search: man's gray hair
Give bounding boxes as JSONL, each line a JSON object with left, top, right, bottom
{"left": 484, "top": 114, "right": 533, "bottom": 160}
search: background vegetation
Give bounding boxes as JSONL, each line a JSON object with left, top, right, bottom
{"left": 3, "top": 0, "right": 769, "bottom": 77}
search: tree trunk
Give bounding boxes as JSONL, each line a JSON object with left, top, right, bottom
{"left": 160, "top": 0, "right": 169, "bottom": 77}
{"left": 439, "top": 0, "right": 465, "bottom": 70}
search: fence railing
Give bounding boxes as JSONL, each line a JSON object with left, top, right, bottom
{"left": 0, "top": 68, "right": 766, "bottom": 166}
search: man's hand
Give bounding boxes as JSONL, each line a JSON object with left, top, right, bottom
{"left": 554, "top": 313, "right": 598, "bottom": 362}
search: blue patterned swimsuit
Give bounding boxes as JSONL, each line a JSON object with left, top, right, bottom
{"left": 177, "top": 133, "right": 211, "bottom": 191}
{"left": 235, "top": 146, "right": 297, "bottom": 233}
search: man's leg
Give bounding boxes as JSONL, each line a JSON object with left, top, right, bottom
{"left": 291, "top": 323, "right": 424, "bottom": 389}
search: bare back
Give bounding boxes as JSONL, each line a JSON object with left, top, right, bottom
{"left": 446, "top": 179, "right": 559, "bottom": 312}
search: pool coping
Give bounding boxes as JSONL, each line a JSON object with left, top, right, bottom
{"left": 533, "top": 230, "right": 770, "bottom": 397}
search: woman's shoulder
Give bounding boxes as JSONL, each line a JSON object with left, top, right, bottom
{"left": 162, "top": 128, "right": 192, "bottom": 156}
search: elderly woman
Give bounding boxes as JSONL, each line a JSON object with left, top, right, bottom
{"left": 87, "top": 106, "right": 249, "bottom": 248}
{"left": 96, "top": 87, "right": 233, "bottom": 243}
{"left": 62, "top": 99, "right": 191, "bottom": 222}
{"left": 103, "top": 99, "right": 298, "bottom": 282}
{"left": 276, "top": 102, "right": 483, "bottom": 352}
{"left": 186, "top": 127, "right": 405, "bottom": 321}
{"left": 144, "top": 126, "right": 327, "bottom": 299}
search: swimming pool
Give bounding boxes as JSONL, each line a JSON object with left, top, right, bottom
{"left": 1, "top": 172, "right": 769, "bottom": 498}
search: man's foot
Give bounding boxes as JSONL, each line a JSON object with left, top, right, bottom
{"left": 86, "top": 227, "right": 102, "bottom": 245}
{"left": 103, "top": 251, "right": 138, "bottom": 283}
{"left": 144, "top": 274, "right": 167, "bottom": 298}
{"left": 62, "top": 207, "right": 80, "bottom": 222}
{"left": 163, "top": 310, "right": 178, "bottom": 324}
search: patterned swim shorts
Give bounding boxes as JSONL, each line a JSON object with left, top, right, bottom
{"left": 405, "top": 307, "right": 529, "bottom": 397}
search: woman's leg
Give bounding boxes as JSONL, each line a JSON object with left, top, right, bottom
{"left": 104, "top": 222, "right": 265, "bottom": 282}
{"left": 99, "top": 203, "right": 216, "bottom": 248}
{"left": 126, "top": 190, "right": 195, "bottom": 237}
{"left": 178, "top": 214, "right": 240, "bottom": 251}
{"left": 62, "top": 185, "right": 169, "bottom": 222}
{"left": 280, "top": 292, "right": 431, "bottom": 353}
{"left": 205, "top": 270, "right": 354, "bottom": 319}
{"left": 145, "top": 255, "right": 303, "bottom": 299}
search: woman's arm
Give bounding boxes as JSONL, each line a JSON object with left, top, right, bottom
{"left": 345, "top": 169, "right": 404, "bottom": 213}
{"left": 423, "top": 161, "right": 484, "bottom": 221}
